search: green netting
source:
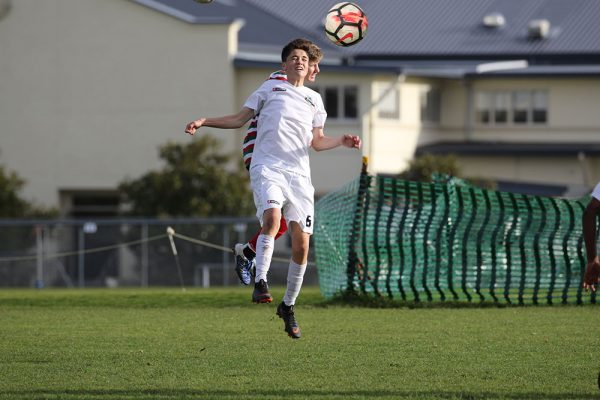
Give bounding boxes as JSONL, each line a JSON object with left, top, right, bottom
{"left": 315, "top": 172, "right": 596, "bottom": 305}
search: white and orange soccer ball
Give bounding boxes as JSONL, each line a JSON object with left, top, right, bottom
{"left": 324, "top": 2, "right": 368, "bottom": 47}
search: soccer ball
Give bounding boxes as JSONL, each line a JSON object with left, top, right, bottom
{"left": 324, "top": 2, "right": 368, "bottom": 47}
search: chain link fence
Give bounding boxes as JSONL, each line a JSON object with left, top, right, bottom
{"left": 0, "top": 218, "right": 316, "bottom": 288}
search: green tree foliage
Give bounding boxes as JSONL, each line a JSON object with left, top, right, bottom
{"left": 399, "top": 153, "right": 496, "bottom": 189}
{"left": 0, "top": 165, "right": 29, "bottom": 217}
{"left": 0, "top": 163, "right": 57, "bottom": 272}
{"left": 118, "top": 136, "right": 255, "bottom": 217}
{"left": 0, "top": 164, "right": 57, "bottom": 218}
{"left": 399, "top": 153, "right": 461, "bottom": 182}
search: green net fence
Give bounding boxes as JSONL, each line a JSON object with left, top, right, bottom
{"left": 314, "top": 168, "right": 596, "bottom": 305}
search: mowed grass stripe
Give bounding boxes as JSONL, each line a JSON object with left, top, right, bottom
{"left": 0, "top": 288, "right": 598, "bottom": 400}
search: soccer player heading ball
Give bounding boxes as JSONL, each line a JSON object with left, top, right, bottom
{"left": 185, "top": 38, "right": 361, "bottom": 339}
{"left": 232, "top": 43, "right": 322, "bottom": 288}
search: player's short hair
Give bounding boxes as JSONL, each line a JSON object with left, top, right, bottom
{"left": 308, "top": 44, "right": 323, "bottom": 63}
{"left": 281, "top": 38, "right": 312, "bottom": 62}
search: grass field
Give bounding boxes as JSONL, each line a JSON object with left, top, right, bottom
{"left": 0, "top": 287, "right": 598, "bottom": 400}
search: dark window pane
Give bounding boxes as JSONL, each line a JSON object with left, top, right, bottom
{"left": 477, "top": 110, "right": 490, "bottom": 124}
{"left": 325, "top": 87, "right": 338, "bottom": 118}
{"left": 493, "top": 92, "right": 509, "bottom": 124}
{"left": 421, "top": 88, "right": 440, "bottom": 123}
{"left": 532, "top": 91, "right": 547, "bottom": 124}
{"left": 513, "top": 110, "right": 527, "bottom": 123}
{"left": 495, "top": 110, "right": 507, "bottom": 123}
{"left": 512, "top": 91, "right": 530, "bottom": 124}
{"left": 344, "top": 86, "right": 358, "bottom": 118}
{"left": 476, "top": 92, "right": 491, "bottom": 124}
{"left": 533, "top": 110, "right": 547, "bottom": 123}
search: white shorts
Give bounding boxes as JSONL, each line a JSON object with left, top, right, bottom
{"left": 250, "top": 165, "right": 315, "bottom": 234}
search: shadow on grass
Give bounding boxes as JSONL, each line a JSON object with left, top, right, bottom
{"left": 0, "top": 388, "right": 597, "bottom": 400}
{"left": 318, "top": 289, "right": 597, "bottom": 309}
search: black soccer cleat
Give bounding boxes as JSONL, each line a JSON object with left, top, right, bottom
{"left": 252, "top": 279, "right": 273, "bottom": 303}
{"left": 276, "top": 302, "right": 301, "bottom": 339}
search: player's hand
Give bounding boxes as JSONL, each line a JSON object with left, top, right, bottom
{"left": 342, "top": 134, "right": 361, "bottom": 149}
{"left": 583, "top": 258, "right": 600, "bottom": 292}
{"left": 185, "top": 118, "right": 206, "bottom": 136}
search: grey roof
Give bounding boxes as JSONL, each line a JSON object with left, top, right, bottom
{"left": 133, "top": 0, "right": 326, "bottom": 53}
{"left": 471, "top": 64, "right": 600, "bottom": 77}
{"left": 135, "top": 0, "right": 600, "bottom": 75}
{"left": 417, "top": 141, "right": 600, "bottom": 156}
{"left": 244, "top": 0, "right": 600, "bottom": 58}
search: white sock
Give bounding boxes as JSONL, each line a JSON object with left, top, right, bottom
{"left": 254, "top": 234, "right": 274, "bottom": 283}
{"left": 283, "top": 261, "right": 307, "bottom": 306}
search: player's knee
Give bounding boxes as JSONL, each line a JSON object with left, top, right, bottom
{"left": 262, "top": 211, "right": 281, "bottom": 235}
{"left": 291, "top": 238, "right": 309, "bottom": 261}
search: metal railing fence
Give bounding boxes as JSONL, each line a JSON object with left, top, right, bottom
{"left": 0, "top": 217, "right": 307, "bottom": 288}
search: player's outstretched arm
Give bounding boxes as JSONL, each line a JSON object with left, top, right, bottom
{"left": 583, "top": 197, "right": 600, "bottom": 291}
{"left": 185, "top": 107, "right": 255, "bottom": 136}
{"left": 311, "top": 128, "right": 361, "bottom": 151}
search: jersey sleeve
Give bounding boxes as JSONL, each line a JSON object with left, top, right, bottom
{"left": 312, "top": 92, "right": 327, "bottom": 128}
{"left": 243, "top": 81, "right": 271, "bottom": 115}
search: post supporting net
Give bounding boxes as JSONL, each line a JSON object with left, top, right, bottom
{"left": 314, "top": 160, "right": 595, "bottom": 305}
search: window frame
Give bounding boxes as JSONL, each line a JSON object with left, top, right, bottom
{"left": 420, "top": 85, "right": 441, "bottom": 124}
{"left": 309, "top": 84, "right": 359, "bottom": 122}
{"left": 476, "top": 89, "right": 548, "bottom": 126}
{"left": 376, "top": 82, "right": 400, "bottom": 120}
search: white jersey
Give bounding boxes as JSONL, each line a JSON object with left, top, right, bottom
{"left": 593, "top": 181, "right": 600, "bottom": 201}
{"left": 243, "top": 79, "right": 326, "bottom": 176}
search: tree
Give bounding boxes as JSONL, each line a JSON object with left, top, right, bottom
{"left": 0, "top": 164, "right": 57, "bottom": 218}
{"left": 399, "top": 153, "right": 461, "bottom": 182}
{"left": 0, "top": 165, "right": 29, "bottom": 217}
{"left": 399, "top": 153, "right": 496, "bottom": 189}
{"left": 118, "top": 136, "right": 255, "bottom": 217}
{"left": 0, "top": 162, "right": 57, "bottom": 284}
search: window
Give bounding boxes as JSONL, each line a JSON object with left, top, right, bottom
{"left": 62, "top": 191, "right": 121, "bottom": 218}
{"left": 477, "top": 89, "right": 548, "bottom": 126}
{"left": 532, "top": 91, "right": 547, "bottom": 123}
{"left": 512, "top": 91, "right": 530, "bottom": 124}
{"left": 420, "top": 86, "right": 441, "bottom": 123}
{"left": 377, "top": 83, "right": 400, "bottom": 119}
{"left": 476, "top": 92, "right": 492, "bottom": 124}
{"left": 344, "top": 86, "right": 358, "bottom": 119}
{"left": 324, "top": 87, "right": 339, "bottom": 119}
{"left": 493, "top": 92, "right": 509, "bottom": 124}
{"left": 310, "top": 85, "right": 358, "bottom": 120}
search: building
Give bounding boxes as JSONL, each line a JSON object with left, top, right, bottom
{"left": 1, "top": 0, "right": 599, "bottom": 217}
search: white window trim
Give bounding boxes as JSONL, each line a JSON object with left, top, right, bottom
{"left": 309, "top": 84, "right": 359, "bottom": 121}
{"left": 476, "top": 89, "right": 548, "bottom": 127}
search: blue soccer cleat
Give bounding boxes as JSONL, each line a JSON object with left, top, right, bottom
{"left": 233, "top": 243, "right": 255, "bottom": 285}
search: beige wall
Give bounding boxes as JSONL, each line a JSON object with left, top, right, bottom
{"left": 468, "top": 78, "right": 600, "bottom": 142}
{"left": 0, "top": 0, "right": 237, "bottom": 207}
{"left": 367, "top": 77, "right": 417, "bottom": 174}
{"left": 422, "top": 77, "right": 600, "bottom": 142}
{"left": 459, "top": 156, "right": 586, "bottom": 186}
{"left": 412, "top": 76, "right": 600, "bottom": 192}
